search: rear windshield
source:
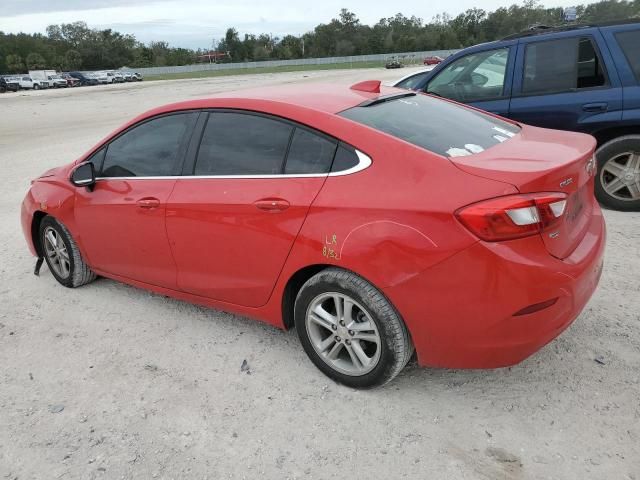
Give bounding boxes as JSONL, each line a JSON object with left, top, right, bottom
{"left": 339, "top": 93, "right": 520, "bottom": 157}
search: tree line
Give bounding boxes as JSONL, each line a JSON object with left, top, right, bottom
{"left": 1, "top": 0, "right": 639, "bottom": 73}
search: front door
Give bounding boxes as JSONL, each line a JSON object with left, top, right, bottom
{"left": 166, "top": 111, "right": 338, "bottom": 307}
{"left": 424, "top": 45, "right": 516, "bottom": 116}
{"left": 75, "top": 112, "right": 198, "bottom": 288}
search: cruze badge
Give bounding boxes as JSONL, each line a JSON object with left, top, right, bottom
{"left": 560, "top": 177, "right": 574, "bottom": 188}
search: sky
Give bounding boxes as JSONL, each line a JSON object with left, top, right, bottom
{"left": 0, "top": 0, "right": 600, "bottom": 49}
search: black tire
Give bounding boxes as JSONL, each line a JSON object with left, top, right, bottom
{"left": 33, "top": 84, "right": 39, "bottom": 90}
{"left": 39, "top": 216, "right": 96, "bottom": 288}
{"left": 294, "top": 268, "right": 413, "bottom": 389}
{"left": 595, "top": 135, "right": 640, "bottom": 211}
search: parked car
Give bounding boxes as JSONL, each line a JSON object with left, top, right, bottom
{"left": 423, "top": 55, "right": 444, "bottom": 66}
{"left": 61, "top": 73, "right": 80, "bottom": 87}
{"left": 0, "top": 76, "right": 19, "bottom": 92}
{"left": 390, "top": 66, "right": 437, "bottom": 89}
{"left": 112, "top": 71, "right": 125, "bottom": 83}
{"left": 21, "top": 82, "right": 604, "bottom": 388}
{"left": 68, "top": 72, "right": 98, "bottom": 86}
{"left": 402, "top": 20, "right": 640, "bottom": 211}
{"left": 122, "top": 72, "right": 134, "bottom": 82}
{"left": 47, "top": 74, "right": 68, "bottom": 88}
{"left": 133, "top": 72, "right": 143, "bottom": 81}
{"left": 28, "top": 70, "right": 53, "bottom": 89}
{"left": 10, "top": 75, "right": 47, "bottom": 90}
{"left": 385, "top": 59, "right": 404, "bottom": 69}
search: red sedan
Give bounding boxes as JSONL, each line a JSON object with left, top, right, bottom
{"left": 21, "top": 81, "right": 605, "bottom": 388}
{"left": 423, "top": 55, "right": 444, "bottom": 65}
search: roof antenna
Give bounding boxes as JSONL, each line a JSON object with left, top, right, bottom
{"left": 350, "top": 80, "right": 381, "bottom": 93}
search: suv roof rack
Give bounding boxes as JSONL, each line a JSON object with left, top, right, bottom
{"left": 502, "top": 18, "right": 640, "bottom": 40}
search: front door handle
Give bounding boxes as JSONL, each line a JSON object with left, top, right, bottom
{"left": 254, "top": 198, "right": 290, "bottom": 212}
{"left": 582, "top": 102, "right": 608, "bottom": 112}
{"left": 136, "top": 197, "right": 161, "bottom": 209}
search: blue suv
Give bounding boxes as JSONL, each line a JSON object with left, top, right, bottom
{"left": 406, "top": 20, "right": 640, "bottom": 211}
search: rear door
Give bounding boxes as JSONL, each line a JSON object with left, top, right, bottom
{"left": 166, "top": 111, "right": 338, "bottom": 307}
{"left": 508, "top": 30, "right": 623, "bottom": 132}
{"left": 74, "top": 112, "right": 198, "bottom": 288}
{"left": 423, "top": 44, "right": 516, "bottom": 116}
{"left": 601, "top": 25, "right": 640, "bottom": 127}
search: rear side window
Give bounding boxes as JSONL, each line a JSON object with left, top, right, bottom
{"left": 615, "top": 30, "right": 640, "bottom": 81}
{"left": 284, "top": 128, "right": 337, "bottom": 174}
{"left": 195, "top": 112, "right": 293, "bottom": 175}
{"left": 331, "top": 144, "right": 360, "bottom": 171}
{"left": 101, "top": 113, "right": 196, "bottom": 177}
{"left": 522, "top": 37, "right": 606, "bottom": 95}
{"left": 339, "top": 94, "right": 520, "bottom": 158}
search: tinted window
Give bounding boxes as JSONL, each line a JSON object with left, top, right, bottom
{"left": 396, "top": 71, "right": 429, "bottom": 90}
{"left": 101, "top": 113, "right": 195, "bottom": 177}
{"left": 285, "top": 128, "right": 337, "bottom": 174}
{"left": 616, "top": 30, "right": 640, "bottom": 81}
{"left": 427, "top": 48, "right": 509, "bottom": 102}
{"left": 340, "top": 94, "right": 520, "bottom": 158}
{"left": 331, "top": 144, "right": 360, "bottom": 172}
{"left": 195, "top": 113, "right": 293, "bottom": 175}
{"left": 523, "top": 37, "right": 605, "bottom": 94}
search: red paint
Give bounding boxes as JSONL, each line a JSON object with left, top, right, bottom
{"left": 20, "top": 83, "right": 606, "bottom": 369}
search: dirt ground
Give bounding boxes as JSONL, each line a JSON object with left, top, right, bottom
{"left": 1, "top": 68, "right": 639, "bottom": 480}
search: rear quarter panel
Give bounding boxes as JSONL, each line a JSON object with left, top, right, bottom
{"left": 278, "top": 120, "right": 518, "bottom": 291}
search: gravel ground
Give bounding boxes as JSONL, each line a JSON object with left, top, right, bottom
{"left": 1, "top": 68, "right": 639, "bottom": 480}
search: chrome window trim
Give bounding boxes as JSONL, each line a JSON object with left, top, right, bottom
{"left": 95, "top": 149, "right": 372, "bottom": 181}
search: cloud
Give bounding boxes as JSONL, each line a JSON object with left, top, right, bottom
{"left": 1, "top": 0, "right": 171, "bottom": 16}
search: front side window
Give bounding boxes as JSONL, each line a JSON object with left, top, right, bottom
{"left": 340, "top": 93, "right": 520, "bottom": 158}
{"left": 396, "top": 71, "right": 430, "bottom": 90}
{"left": 195, "top": 112, "right": 293, "bottom": 175}
{"left": 426, "top": 48, "right": 509, "bottom": 102}
{"left": 615, "top": 29, "right": 640, "bottom": 82}
{"left": 100, "top": 113, "right": 196, "bottom": 177}
{"left": 522, "top": 37, "right": 606, "bottom": 95}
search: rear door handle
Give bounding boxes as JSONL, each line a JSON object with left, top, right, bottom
{"left": 254, "top": 198, "right": 290, "bottom": 212}
{"left": 136, "top": 197, "right": 161, "bottom": 209}
{"left": 582, "top": 102, "right": 608, "bottom": 112}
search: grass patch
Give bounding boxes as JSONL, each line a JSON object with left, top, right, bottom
{"left": 145, "top": 61, "right": 412, "bottom": 81}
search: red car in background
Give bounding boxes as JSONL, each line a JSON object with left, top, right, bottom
{"left": 61, "top": 73, "right": 80, "bottom": 87}
{"left": 21, "top": 81, "right": 605, "bottom": 388}
{"left": 423, "top": 55, "right": 444, "bottom": 65}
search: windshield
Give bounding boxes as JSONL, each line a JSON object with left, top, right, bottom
{"left": 339, "top": 93, "right": 520, "bottom": 158}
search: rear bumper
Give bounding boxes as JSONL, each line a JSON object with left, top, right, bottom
{"left": 384, "top": 206, "right": 606, "bottom": 369}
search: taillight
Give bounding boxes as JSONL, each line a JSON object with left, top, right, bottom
{"left": 455, "top": 192, "right": 568, "bottom": 241}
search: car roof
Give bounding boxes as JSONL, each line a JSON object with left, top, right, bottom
{"left": 502, "top": 19, "right": 639, "bottom": 40}
{"left": 143, "top": 83, "right": 404, "bottom": 116}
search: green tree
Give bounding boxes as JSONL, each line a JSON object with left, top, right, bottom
{"left": 6, "top": 53, "right": 25, "bottom": 72}
{"left": 26, "top": 52, "right": 46, "bottom": 69}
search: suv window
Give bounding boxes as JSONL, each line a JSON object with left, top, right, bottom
{"left": 340, "top": 93, "right": 520, "bottom": 158}
{"left": 195, "top": 112, "right": 293, "bottom": 175}
{"left": 522, "top": 37, "right": 606, "bottom": 95}
{"left": 426, "top": 48, "right": 509, "bottom": 102}
{"left": 100, "top": 113, "right": 196, "bottom": 177}
{"left": 615, "top": 30, "right": 640, "bottom": 81}
{"left": 284, "top": 128, "right": 337, "bottom": 174}
{"left": 396, "top": 71, "right": 430, "bottom": 90}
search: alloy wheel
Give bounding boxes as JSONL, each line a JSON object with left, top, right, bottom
{"left": 305, "top": 292, "right": 381, "bottom": 376}
{"left": 43, "top": 226, "right": 71, "bottom": 279}
{"left": 600, "top": 152, "right": 640, "bottom": 201}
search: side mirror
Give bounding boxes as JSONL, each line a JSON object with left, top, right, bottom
{"left": 70, "top": 162, "right": 96, "bottom": 190}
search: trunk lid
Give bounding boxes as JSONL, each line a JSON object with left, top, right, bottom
{"left": 450, "top": 125, "right": 597, "bottom": 259}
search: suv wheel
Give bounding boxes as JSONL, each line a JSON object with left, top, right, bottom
{"left": 595, "top": 135, "right": 640, "bottom": 211}
{"left": 294, "top": 268, "right": 413, "bottom": 389}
